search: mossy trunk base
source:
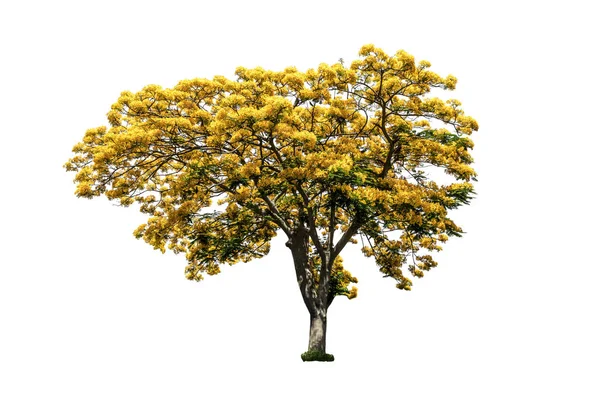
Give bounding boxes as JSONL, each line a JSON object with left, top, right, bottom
{"left": 301, "top": 350, "right": 335, "bottom": 362}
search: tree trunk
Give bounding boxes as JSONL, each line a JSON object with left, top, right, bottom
{"left": 301, "top": 308, "right": 334, "bottom": 361}
{"left": 308, "top": 311, "right": 327, "bottom": 353}
{"left": 286, "top": 223, "right": 335, "bottom": 361}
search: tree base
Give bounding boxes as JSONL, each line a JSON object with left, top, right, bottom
{"left": 301, "top": 350, "right": 335, "bottom": 362}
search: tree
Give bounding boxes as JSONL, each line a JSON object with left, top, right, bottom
{"left": 64, "top": 44, "right": 479, "bottom": 362}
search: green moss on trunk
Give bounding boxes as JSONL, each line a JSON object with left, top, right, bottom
{"left": 301, "top": 350, "right": 335, "bottom": 362}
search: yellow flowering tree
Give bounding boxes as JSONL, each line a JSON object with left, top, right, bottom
{"left": 65, "top": 44, "right": 478, "bottom": 362}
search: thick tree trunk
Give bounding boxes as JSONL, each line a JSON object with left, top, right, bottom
{"left": 308, "top": 310, "right": 327, "bottom": 353}
{"left": 302, "top": 308, "right": 333, "bottom": 361}
{"left": 286, "top": 222, "right": 335, "bottom": 361}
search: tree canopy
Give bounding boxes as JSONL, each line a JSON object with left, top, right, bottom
{"left": 65, "top": 43, "right": 478, "bottom": 313}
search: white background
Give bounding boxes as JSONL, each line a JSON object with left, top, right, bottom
{"left": 1, "top": 1, "right": 598, "bottom": 399}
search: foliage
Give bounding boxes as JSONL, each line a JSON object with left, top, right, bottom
{"left": 65, "top": 44, "right": 478, "bottom": 301}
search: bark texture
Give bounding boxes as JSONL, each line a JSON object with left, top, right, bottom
{"left": 308, "top": 311, "right": 327, "bottom": 353}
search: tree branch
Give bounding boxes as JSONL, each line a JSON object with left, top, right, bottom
{"left": 331, "top": 215, "right": 362, "bottom": 261}
{"left": 259, "top": 192, "right": 292, "bottom": 238}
